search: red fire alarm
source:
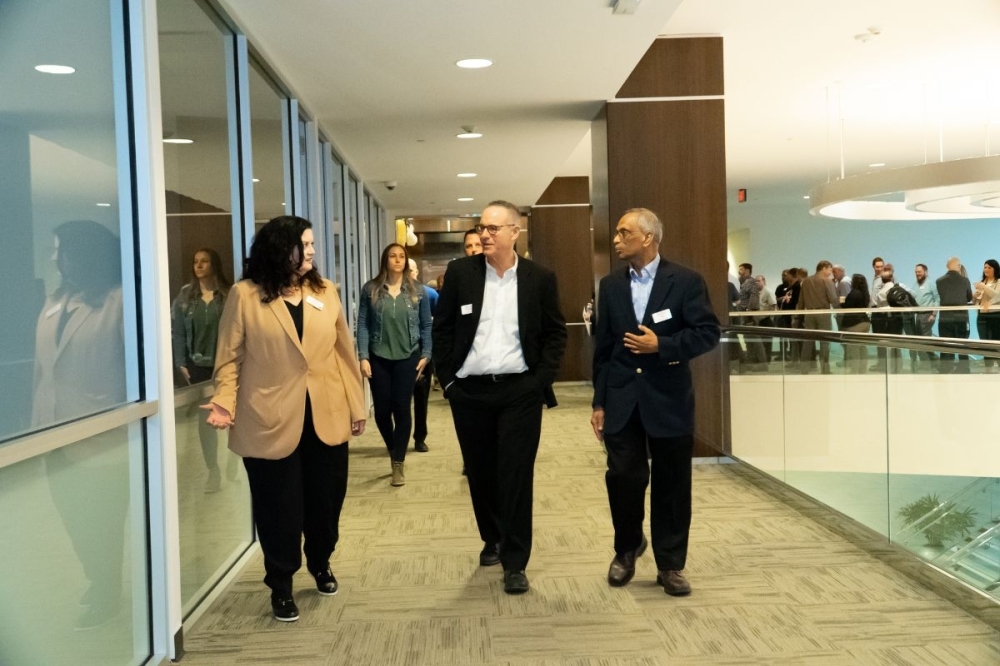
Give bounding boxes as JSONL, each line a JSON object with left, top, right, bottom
{"left": 737, "top": 188, "right": 747, "bottom": 203}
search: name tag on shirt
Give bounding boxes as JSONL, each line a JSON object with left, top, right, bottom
{"left": 652, "top": 308, "right": 672, "bottom": 324}
{"left": 306, "top": 295, "right": 324, "bottom": 310}
{"left": 461, "top": 304, "right": 473, "bottom": 315}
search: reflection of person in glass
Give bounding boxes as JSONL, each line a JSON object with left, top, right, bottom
{"left": 33, "top": 220, "right": 128, "bottom": 630}
{"left": 357, "top": 244, "right": 432, "bottom": 488}
{"left": 203, "top": 216, "right": 366, "bottom": 623}
{"left": 171, "top": 248, "right": 234, "bottom": 492}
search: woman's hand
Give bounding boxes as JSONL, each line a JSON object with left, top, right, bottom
{"left": 179, "top": 366, "right": 191, "bottom": 384}
{"left": 351, "top": 419, "right": 366, "bottom": 436}
{"left": 360, "top": 359, "right": 372, "bottom": 379}
{"left": 200, "top": 402, "right": 233, "bottom": 429}
{"left": 415, "top": 357, "right": 429, "bottom": 379}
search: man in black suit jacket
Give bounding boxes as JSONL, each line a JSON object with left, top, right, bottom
{"left": 591, "top": 208, "right": 720, "bottom": 596}
{"left": 433, "top": 200, "right": 566, "bottom": 595}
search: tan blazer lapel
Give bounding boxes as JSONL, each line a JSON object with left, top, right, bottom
{"left": 267, "top": 295, "right": 306, "bottom": 356}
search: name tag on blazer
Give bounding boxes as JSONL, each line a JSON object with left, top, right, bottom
{"left": 461, "top": 304, "right": 473, "bottom": 315}
{"left": 652, "top": 308, "right": 672, "bottom": 324}
{"left": 306, "top": 295, "right": 324, "bottom": 310}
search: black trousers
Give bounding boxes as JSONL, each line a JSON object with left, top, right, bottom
{"left": 412, "top": 358, "right": 434, "bottom": 445}
{"left": 977, "top": 312, "right": 1000, "bottom": 368}
{"left": 939, "top": 319, "right": 971, "bottom": 371}
{"left": 242, "top": 401, "right": 349, "bottom": 597}
{"left": 369, "top": 352, "right": 420, "bottom": 461}
{"left": 448, "top": 372, "right": 543, "bottom": 572}
{"left": 603, "top": 407, "right": 693, "bottom": 572}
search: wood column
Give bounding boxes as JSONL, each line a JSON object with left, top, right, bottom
{"left": 592, "top": 36, "right": 730, "bottom": 456}
{"left": 530, "top": 176, "right": 592, "bottom": 382}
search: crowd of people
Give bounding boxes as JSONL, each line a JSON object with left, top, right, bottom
{"left": 195, "top": 204, "right": 721, "bottom": 622}
{"left": 728, "top": 256, "right": 1000, "bottom": 374}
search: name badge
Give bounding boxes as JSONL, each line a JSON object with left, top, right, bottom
{"left": 306, "top": 295, "right": 324, "bottom": 310}
{"left": 45, "top": 304, "right": 62, "bottom": 319}
{"left": 652, "top": 308, "right": 672, "bottom": 324}
{"left": 461, "top": 304, "right": 473, "bottom": 315}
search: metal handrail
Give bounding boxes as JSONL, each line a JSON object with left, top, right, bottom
{"left": 724, "top": 324, "right": 1000, "bottom": 358}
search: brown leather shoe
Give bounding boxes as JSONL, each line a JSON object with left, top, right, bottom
{"left": 607, "top": 535, "right": 648, "bottom": 587}
{"left": 656, "top": 570, "right": 691, "bottom": 596}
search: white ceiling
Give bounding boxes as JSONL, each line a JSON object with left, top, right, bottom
{"left": 215, "top": 0, "right": 685, "bottom": 215}
{"left": 215, "top": 0, "right": 1000, "bottom": 219}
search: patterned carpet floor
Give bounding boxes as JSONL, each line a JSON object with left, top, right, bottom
{"left": 180, "top": 385, "right": 1000, "bottom": 665}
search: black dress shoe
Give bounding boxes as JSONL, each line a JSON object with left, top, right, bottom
{"left": 414, "top": 440, "right": 429, "bottom": 452}
{"left": 656, "top": 570, "right": 692, "bottom": 596}
{"left": 313, "top": 568, "right": 338, "bottom": 596}
{"left": 503, "top": 570, "right": 529, "bottom": 595}
{"left": 271, "top": 593, "right": 300, "bottom": 622}
{"left": 479, "top": 542, "right": 501, "bottom": 566}
{"left": 607, "top": 535, "right": 648, "bottom": 587}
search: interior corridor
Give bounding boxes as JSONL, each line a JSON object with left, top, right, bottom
{"left": 180, "top": 385, "right": 1000, "bottom": 665}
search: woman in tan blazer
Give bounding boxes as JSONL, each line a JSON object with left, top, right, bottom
{"left": 204, "top": 216, "right": 366, "bottom": 622}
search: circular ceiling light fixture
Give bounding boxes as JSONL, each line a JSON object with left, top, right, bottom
{"left": 96, "top": 203, "right": 111, "bottom": 207}
{"left": 457, "top": 173, "right": 477, "bottom": 178}
{"left": 809, "top": 156, "right": 1000, "bottom": 220}
{"left": 457, "top": 197, "right": 474, "bottom": 202}
{"left": 163, "top": 138, "right": 194, "bottom": 144}
{"left": 456, "top": 125, "right": 482, "bottom": 139}
{"left": 869, "top": 163, "right": 886, "bottom": 168}
{"left": 35, "top": 64, "right": 75, "bottom": 74}
{"left": 456, "top": 58, "right": 493, "bottom": 69}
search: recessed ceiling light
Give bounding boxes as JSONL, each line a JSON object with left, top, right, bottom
{"left": 457, "top": 197, "right": 474, "bottom": 202}
{"left": 163, "top": 138, "right": 194, "bottom": 144}
{"left": 457, "top": 125, "right": 482, "bottom": 139}
{"left": 456, "top": 58, "right": 493, "bottom": 69}
{"left": 869, "top": 162, "right": 885, "bottom": 168}
{"left": 252, "top": 178, "right": 260, "bottom": 183}
{"left": 35, "top": 64, "right": 75, "bottom": 74}
{"left": 96, "top": 202, "right": 111, "bottom": 207}
{"left": 802, "top": 195, "right": 810, "bottom": 200}
{"left": 457, "top": 173, "right": 477, "bottom": 178}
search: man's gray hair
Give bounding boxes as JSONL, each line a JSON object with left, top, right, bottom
{"left": 755, "top": 274, "right": 766, "bottom": 284}
{"left": 487, "top": 200, "right": 522, "bottom": 226}
{"left": 623, "top": 207, "right": 663, "bottom": 243}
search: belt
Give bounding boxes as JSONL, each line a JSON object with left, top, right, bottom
{"left": 463, "top": 372, "right": 526, "bottom": 383}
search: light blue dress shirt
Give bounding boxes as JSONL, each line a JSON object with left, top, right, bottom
{"left": 629, "top": 254, "right": 661, "bottom": 324}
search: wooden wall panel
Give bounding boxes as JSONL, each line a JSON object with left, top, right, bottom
{"left": 529, "top": 201, "right": 593, "bottom": 382}
{"left": 616, "top": 37, "right": 724, "bottom": 99}
{"left": 536, "top": 176, "right": 589, "bottom": 206}
{"left": 605, "top": 98, "right": 729, "bottom": 456}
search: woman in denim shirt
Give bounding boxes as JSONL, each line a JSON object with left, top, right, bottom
{"left": 357, "top": 244, "right": 432, "bottom": 486}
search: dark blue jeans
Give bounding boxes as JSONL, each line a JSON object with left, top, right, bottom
{"left": 369, "top": 352, "right": 420, "bottom": 462}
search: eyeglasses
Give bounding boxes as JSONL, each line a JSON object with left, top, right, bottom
{"left": 474, "top": 223, "right": 516, "bottom": 236}
{"left": 614, "top": 228, "right": 646, "bottom": 240}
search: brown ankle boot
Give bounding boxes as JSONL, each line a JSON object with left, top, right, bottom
{"left": 391, "top": 460, "right": 405, "bottom": 487}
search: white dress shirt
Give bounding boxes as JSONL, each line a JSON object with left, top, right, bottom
{"left": 630, "top": 254, "right": 661, "bottom": 323}
{"left": 457, "top": 256, "right": 528, "bottom": 377}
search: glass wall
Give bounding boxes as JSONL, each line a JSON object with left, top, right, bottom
{"left": 157, "top": 0, "right": 254, "bottom": 618}
{"left": 324, "top": 147, "right": 347, "bottom": 293}
{"left": 0, "top": 1, "right": 150, "bottom": 662}
{"left": 728, "top": 326, "right": 1000, "bottom": 601}
{"left": 346, "top": 174, "right": 361, "bottom": 325}
{"left": 248, "top": 60, "right": 287, "bottom": 232}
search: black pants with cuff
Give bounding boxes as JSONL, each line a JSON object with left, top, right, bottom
{"left": 448, "top": 372, "right": 543, "bottom": 573}
{"left": 242, "top": 399, "right": 348, "bottom": 597}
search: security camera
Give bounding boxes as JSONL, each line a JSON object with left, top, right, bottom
{"left": 385, "top": 181, "right": 398, "bottom": 191}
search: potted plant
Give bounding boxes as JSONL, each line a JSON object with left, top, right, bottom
{"left": 896, "top": 494, "right": 978, "bottom": 548}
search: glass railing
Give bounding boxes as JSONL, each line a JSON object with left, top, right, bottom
{"left": 725, "top": 309, "right": 1000, "bottom": 600}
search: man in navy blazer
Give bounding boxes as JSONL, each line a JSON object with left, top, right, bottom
{"left": 434, "top": 200, "right": 566, "bottom": 594}
{"left": 591, "top": 208, "right": 720, "bottom": 595}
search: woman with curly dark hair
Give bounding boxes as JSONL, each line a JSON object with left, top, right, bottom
{"left": 203, "top": 215, "right": 366, "bottom": 622}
